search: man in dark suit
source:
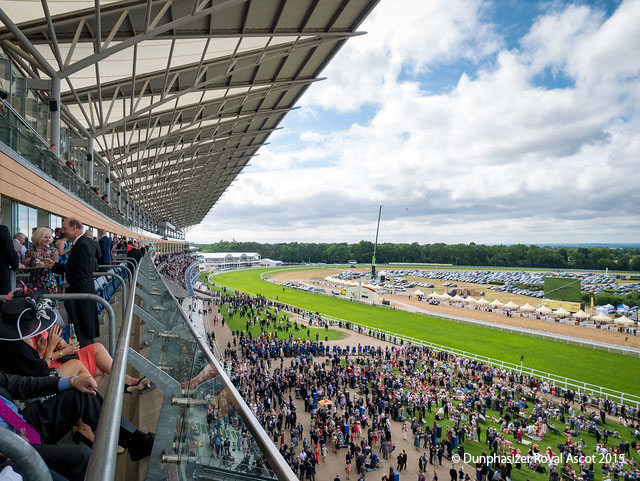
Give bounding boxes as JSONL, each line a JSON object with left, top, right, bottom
{"left": 97, "top": 229, "right": 113, "bottom": 266}
{"left": 45, "top": 218, "right": 100, "bottom": 346}
{"left": 127, "top": 241, "right": 142, "bottom": 264}
{"left": 0, "top": 370, "right": 154, "bottom": 472}
{"left": 0, "top": 212, "right": 19, "bottom": 295}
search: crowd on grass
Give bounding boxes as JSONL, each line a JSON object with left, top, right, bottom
{"left": 183, "top": 288, "right": 640, "bottom": 481}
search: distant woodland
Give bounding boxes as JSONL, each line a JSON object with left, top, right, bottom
{"left": 199, "top": 241, "right": 640, "bottom": 271}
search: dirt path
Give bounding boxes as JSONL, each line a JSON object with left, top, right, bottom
{"left": 383, "top": 295, "right": 640, "bottom": 348}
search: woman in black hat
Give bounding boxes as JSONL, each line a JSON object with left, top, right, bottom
{"left": 0, "top": 291, "right": 153, "bottom": 393}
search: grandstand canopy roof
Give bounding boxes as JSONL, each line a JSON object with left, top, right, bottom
{"left": 0, "top": 0, "right": 378, "bottom": 228}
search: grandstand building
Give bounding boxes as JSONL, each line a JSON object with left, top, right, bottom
{"left": 199, "top": 252, "right": 261, "bottom": 269}
{"left": 0, "top": 1, "right": 379, "bottom": 480}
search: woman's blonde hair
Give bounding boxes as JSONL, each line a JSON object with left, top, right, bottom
{"left": 31, "top": 227, "right": 53, "bottom": 246}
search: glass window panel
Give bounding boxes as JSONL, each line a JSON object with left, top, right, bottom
{"left": 0, "top": 197, "right": 12, "bottom": 232}
{"left": 10, "top": 76, "right": 26, "bottom": 116}
{"left": 37, "top": 98, "right": 48, "bottom": 140}
{"left": 17, "top": 203, "right": 28, "bottom": 238}
{"left": 25, "top": 88, "right": 38, "bottom": 131}
{"left": 28, "top": 206, "right": 37, "bottom": 234}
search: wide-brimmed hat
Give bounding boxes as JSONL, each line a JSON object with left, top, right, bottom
{"left": 0, "top": 291, "right": 57, "bottom": 341}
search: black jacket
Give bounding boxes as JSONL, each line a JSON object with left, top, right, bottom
{"left": 0, "top": 371, "right": 59, "bottom": 404}
{"left": 98, "top": 236, "right": 113, "bottom": 265}
{"left": 52, "top": 235, "right": 100, "bottom": 344}
{"left": 0, "top": 225, "right": 19, "bottom": 295}
{"left": 52, "top": 236, "right": 99, "bottom": 294}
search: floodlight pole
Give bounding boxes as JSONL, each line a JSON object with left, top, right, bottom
{"left": 371, "top": 205, "right": 382, "bottom": 278}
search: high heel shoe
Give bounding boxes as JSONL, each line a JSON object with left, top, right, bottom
{"left": 73, "top": 430, "right": 94, "bottom": 448}
{"left": 125, "top": 377, "right": 156, "bottom": 395}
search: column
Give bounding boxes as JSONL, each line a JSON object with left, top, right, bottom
{"left": 87, "top": 138, "right": 94, "bottom": 186}
{"left": 49, "top": 76, "right": 60, "bottom": 149}
{"left": 105, "top": 164, "right": 111, "bottom": 203}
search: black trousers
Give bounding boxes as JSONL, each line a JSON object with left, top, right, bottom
{"left": 22, "top": 389, "right": 137, "bottom": 445}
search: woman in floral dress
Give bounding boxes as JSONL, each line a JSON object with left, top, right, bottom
{"left": 25, "top": 227, "right": 59, "bottom": 294}
{"left": 55, "top": 232, "right": 72, "bottom": 292}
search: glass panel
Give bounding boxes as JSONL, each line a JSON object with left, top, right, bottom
{"left": 25, "top": 88, "right": 38, "bottom": 131}
{"left": 0, "top": 101, "right": 134, "bottom": 230}
{"left": 135, "top": 257, "right": 281, "bottom": 481}
{"left": 28, "top": 206, "right": 37, "bottom": 234}
{"left": 17, "top": 203, "right": 28, "bottom": 239}
{"left": 0, "top": 59, "right": 11, "bottom": 98}
{"left": 94, "top": 165, "right": 106, "bottom": 197}
{"left": 37, "top": 98, "right": 48, "bottom": 140}
{"left": 0, "top": 197, "right": 12, "bottom": 232}
{"left": 11, "top": 76, "right": 26, "bottom": 117}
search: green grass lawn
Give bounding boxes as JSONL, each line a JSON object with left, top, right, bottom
{"left": 209, "top": 268, "right": 640, "bottom": 396}
{"left": 217, "top": 302, "right": 347, "bottom": 341}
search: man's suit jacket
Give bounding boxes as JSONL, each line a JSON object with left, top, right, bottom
{"left": 0, "top": 371, "right": 59, "bottom": 404}
{"left": 52, "top": 236, "right": 100, "bottom": 345}
{"left": 98, "top": 235, "right": 113, "bottom": 265}
{"left": 53, "top": 236, "right": 99, "bottom": 295}
{"left": 0, "top": 225, "right": 19, "bottom": 295}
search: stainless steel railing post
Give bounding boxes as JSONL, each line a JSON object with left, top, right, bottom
{"left": 84, "top": 256, "right": 140, "bottom": 481}
{"left": 0, "top": 428, "right": 52, "bottom": 481}
{"left": 93, "top": 272, "right": 127, "bottom": 325}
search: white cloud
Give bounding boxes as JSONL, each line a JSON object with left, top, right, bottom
{"left": 188, "top": 0, "right": 640, "bottom": 245}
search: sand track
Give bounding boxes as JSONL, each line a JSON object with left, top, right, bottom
{"left": 269, "top": 269, "right": 640, "bottom": 349}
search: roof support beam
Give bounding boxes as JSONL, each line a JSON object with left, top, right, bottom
{"left": 0, "top": 9, "right": 56, "bottom": 77}
{"left": 58, "top": 0, "right": 249, "bottom": 79}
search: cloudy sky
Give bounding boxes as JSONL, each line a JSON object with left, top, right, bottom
{"left": 187, "top": 0, "right": 640, "bottom": 245}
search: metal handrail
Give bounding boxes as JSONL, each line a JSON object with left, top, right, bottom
{"left": 84, "top": 254, "right": 140, "bottom": 481}
{"left": 114, "top": 255, "right": 139, "bottom": 271}
{"left": 99, "top": 263, "right": 133, "bottom": 285}
{"left": 93, "top": 272, "right": 126, "bottom": 323}
{"left": 155, "top": 262, "right": 298, "bottom": 480}
{"left": 0, "top": 428, "right": 52, "bottom": 481}
{"left": 0, "top": 293, "right": 117, "bottom": 355}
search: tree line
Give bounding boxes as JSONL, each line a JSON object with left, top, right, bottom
{"left": 198, "top": 241, "right": 640, "bottom": 271}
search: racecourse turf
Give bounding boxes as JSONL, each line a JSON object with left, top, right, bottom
{"left": 210, "top": 268, "right": 640, "bottom": 396}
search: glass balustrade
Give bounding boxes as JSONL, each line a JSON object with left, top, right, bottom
{"left": 134, "top": 256, "right": 284, "bottom": 480}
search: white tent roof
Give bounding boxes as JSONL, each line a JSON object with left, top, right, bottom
{"left": 572, "top": 310, "right": 590, "bottom": 319}
{"left": 465, "top": 296, "right": 477, "bottom": 303}
{"left": 489, "top": 299, "right": 504, "bottom": 307}
{"left": 614, "top": 316, "right": 634, "bottom": 326}
{"left": 592, "top": 313, "right": 612, "bottom": 323}
{"left": 504, "top": 301, "right": 519, "bottom": 309}
{"left": 536, "top": 305, "right": 552, "bottom": 314}
{"left": 554, "top": 307, "right": 570, "bottom": 317}
{"left": 440, "top": 293, "right": 453, "bottom": 300}
{"left": 520, "top": 303, "right": 536, "bottom": 312}
{"left": 476, "top": 298, "right": 490, "bottom": 305}
{"left": 452, "top": 294, "right": 465, "bottom": 301}
{"left": 413, "top": 289, "right": 425, "bottom": 296}
{"left": 428, "top": 292, "right": 441, "bottom": 299}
